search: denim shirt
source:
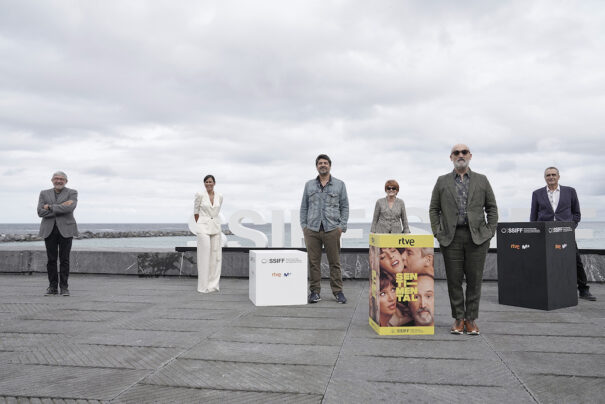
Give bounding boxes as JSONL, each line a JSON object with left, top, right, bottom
{"left": 300, "top": 175, "right": 349, "bottom": 232}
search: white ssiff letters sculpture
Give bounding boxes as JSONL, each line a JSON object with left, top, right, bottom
{"left": 189, "top": 208, "right": 433, "bottom": 248}
{"left": 189, "top": 207, "right": 596, "bottom": 248}
{"left": 226, "top": 209, "right": 367, "bottom": 248}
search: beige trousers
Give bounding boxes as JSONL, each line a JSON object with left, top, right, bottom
{"left": 197, "top": 232, "right": 222, "bottom": 293}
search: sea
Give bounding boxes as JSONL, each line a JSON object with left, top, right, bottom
{"left": 1, "top": 222, "right": 604, "bottom": 250}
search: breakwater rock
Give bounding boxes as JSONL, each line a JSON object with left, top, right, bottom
{"left": 0, "top": 230, "right": 231, "bottom": 242}
{"left": 75, "top": 230, "right": 193, "bottom": 239}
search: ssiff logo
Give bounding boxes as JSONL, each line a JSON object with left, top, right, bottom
{"left": 555, "top": 243, "right": 568, "bottom": 250}
{"left": 262, "top": 258, "right": 286, "bottom": 264}
{"left": 503, "top": 227, "right": 524, "bottom": 234}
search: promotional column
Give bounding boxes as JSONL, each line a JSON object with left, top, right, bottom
{"left": 369, "top": 234, "right": 435, "bottom": 335}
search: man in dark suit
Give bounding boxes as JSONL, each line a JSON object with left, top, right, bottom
{"left": 430, "top": 144, "right": 498, "bottom": 335}
{"left": 37, "top": 171, "right": 78, "bottom": 296}
{"left": 530, "top": 167, "right": 596, "bottom": 301}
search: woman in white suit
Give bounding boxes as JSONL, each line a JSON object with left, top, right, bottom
{"left": 194, "top": 175, "right": 223, "bottom": 293}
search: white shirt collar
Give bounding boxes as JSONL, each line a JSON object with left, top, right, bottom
{"left": 546, "top": 185, "right": 560, "bottom": 193}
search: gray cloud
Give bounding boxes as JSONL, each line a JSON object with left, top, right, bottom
{"left": 0, "top": 1, "right": 603, "bottom": 223}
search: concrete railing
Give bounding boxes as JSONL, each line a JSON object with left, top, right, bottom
{"left": 1, "top": 247, "right": 604, "bottom": 282}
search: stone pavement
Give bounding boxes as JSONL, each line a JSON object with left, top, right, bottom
{"left": 0, "top": 274, "right": 603, "bottom": 404}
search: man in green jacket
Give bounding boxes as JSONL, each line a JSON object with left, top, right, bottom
{"left": 429, "top": 144, "right": 498, "bottom": 335}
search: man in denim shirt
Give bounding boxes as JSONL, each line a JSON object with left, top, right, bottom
{"left": 300, "top": 154, "right": 349, "bottom": 304}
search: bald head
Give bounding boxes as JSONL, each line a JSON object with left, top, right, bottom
{"left": 450, "top": 144, "right": 472, "bottom": 173}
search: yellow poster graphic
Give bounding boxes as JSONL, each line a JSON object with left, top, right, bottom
{"left": 369, "top": 234, "right": 435, "bottom": 335}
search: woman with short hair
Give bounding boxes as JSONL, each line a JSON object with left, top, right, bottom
{"left": 370, "top": 179, "right": 410, "bottom": 234}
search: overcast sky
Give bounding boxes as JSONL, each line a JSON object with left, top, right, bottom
{"left": 1, "top": 0, "right": 604, "bottom": 225}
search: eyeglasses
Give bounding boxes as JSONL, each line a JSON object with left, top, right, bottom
{"left": 386, "top": 187, "right": 398, "bottom": 191}
{"left": 451, "top": 149, "right": 470, "bottom": 156}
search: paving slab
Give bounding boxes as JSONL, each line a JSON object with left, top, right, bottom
{"left": 143, "top": 307, "right": 243, "bottom": 321}
{"left": 0, "top": 363, "right": 147, "bottom": 400}
{"left": 322, "top": 378, "right": 535, "bottom": 404}
{"left": 0, "top": 303, "right": 70, "bottom": 316}
{"left": 143, "top": 358, "right": 333, "bottom": 394}
{"left": 478, "top": 320, "right": 605, "bottom": 337}
{"left": 499, "top": 351, "right": 605, "bottom": 378}
{"left": 343, "top": 336, "right": 496, "bottom": 360}
{"left": 332, "top": 355, "right": 520, "bottom": 387}
{"left": 234, "top": 314, "right": 351, "bottom": 330}
{"left": 208, "top": 326, "right": 347, "bottom": 346}
{"left": 180, "top": 340, "right": 339, "bottom": 365}
{"left": 8, "top": 344, "right": 180, "bottom": 370}
{"left": 0, "top": 398, "right": 106, "bottom": 404}
{"left": 17, "top": 309, "right": 121, "bottom": 322}
{"left": 108, "top": 317, "right": 225, "bottom": 332}
{"left": 113, "top": 384, "right": 321, "bottom": 404}
{"left": 520, "top": 374, "right": 604, "bottom": 404}
{"left": 0, "top": 319, "right": 109, "bottom": 335}
{"left": 72, "top": 329, "right": 209, "bottom": 348}
{"left": 0, "top": 333, "right": 69, "bottom": 351}
{"left": 250, "top": 306, "right": 355, "bottom": 319}
{"left": 485, "top": 334, "right": 605, "bottom": 354}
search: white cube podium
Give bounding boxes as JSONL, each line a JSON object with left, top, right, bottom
{"left": 249, "top": 250, "right": 308, "bottom": 306}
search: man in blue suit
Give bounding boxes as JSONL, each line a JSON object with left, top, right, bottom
{"left": 530, "top": 167, "right": 596, "bottom": 301}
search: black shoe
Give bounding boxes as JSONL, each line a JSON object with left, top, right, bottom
{"left": 45, "top": 287, "right": 58, "bottom": 296}
{"left": 335, "top": 292, "right": 347, "bottom": 304}
{"left": 308, "top": 292, "right": 321, "bottom": 303}
{"left": 60, "top": 288, "right": 70, "bottom": 296}
{"left": 579, "top": 290, "right": 596, "bottom": 301}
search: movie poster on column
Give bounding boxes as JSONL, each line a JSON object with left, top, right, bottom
{"left": 369, "top": 234, "right": 435, "bottom": 335}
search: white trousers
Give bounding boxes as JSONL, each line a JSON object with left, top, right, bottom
{"left": 196, "top": 232, "right": 222, "bottom": 293}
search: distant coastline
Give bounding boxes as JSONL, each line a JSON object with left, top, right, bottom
{"left": 0, "top": 229, "right": 233, "bottom": 243}
{"left": 0, "top": 222, "right": 603, "bottom": 249}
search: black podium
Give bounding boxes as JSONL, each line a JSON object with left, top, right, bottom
{"left": 497, "top": 222, "right": 578, "bottom": 310}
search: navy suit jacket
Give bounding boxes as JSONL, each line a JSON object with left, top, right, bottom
{"left": 529, "top": 185, "right": 581, "bottom": 226}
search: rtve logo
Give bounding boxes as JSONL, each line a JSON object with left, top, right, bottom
{"left": 555, "top": 243, "right": 568, "bottom": 250}
{"left": 272, "top": 272, "right": 292, "bottom": 278}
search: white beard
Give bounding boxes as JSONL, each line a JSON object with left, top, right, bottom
{"left": 453, "top": 159, "right": 469, "bottom": 170}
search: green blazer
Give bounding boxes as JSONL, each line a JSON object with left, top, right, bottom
{"left": 429, "top": 169, "right": 498, "bottom": 247}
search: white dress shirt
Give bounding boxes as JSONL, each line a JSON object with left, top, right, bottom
{"left": 546, "top": 185, "right": 560, "bottom": 215}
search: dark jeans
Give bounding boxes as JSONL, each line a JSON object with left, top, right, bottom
{"left": 44, "top": 225, "right": 72, "bottom": 290}
{"left": 576, "top": 242, "right": 589, "bottom": 293}
{"left": 441, "top": 227, "right": 490, "bottom": 321}
{"left": 303, "top": 227, "right": 343, "bottom": 295}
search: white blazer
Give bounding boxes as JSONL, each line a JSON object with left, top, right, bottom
{"left": 194, "top": 191, "right": 223, "bottom": 235}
